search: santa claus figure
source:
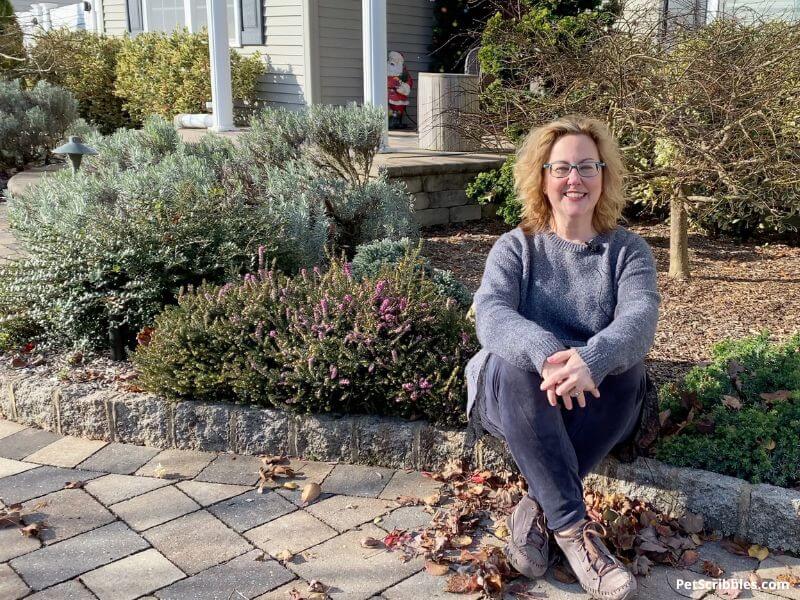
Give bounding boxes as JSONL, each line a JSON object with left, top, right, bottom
{"left": 387, "top": 51, "right": 413, "bottom": 129}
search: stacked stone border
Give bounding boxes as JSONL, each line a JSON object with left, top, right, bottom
{"left": 1, "top": 369, "right": 798, "bottom": 554}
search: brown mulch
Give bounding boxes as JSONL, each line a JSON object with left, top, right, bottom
{"left": 422, "top": 219, "right": 800, "bottom": 386}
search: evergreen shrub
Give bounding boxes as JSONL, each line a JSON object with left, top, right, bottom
{"left": 133, "top": 249, "right": 477, "bottom": 426}
{"left": 465, "top": 155, "right": 519, "bottom": 226}
{"left": 26, "top": 29, "right": 132, "bottom": 133}
{"left": 352, "top": 238, "right": 472, "bottom": 307}
{"left": 0, "top": 79, "right": 84, "bottom": 170}
{"left": 114, "top": 28, "right": 265, "bottom": 123}
{"left": 655, "top": 331, "right": 800, "bottom": 487}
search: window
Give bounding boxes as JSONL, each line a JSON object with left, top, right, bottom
{"left": 130, "top": 0, "right": 258, "bottom": 46}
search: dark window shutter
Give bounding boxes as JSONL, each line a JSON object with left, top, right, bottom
{"left": 126, "top": 0, "right": 144, "bottom": 33}
{"left": 240, "top": 0, "right": 263, "bottom": 45}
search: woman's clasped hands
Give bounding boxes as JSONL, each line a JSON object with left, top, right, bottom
{"left": 540, "top": 348, "right": 600, "bottom": 410}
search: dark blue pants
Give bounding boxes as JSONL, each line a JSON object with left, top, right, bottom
{"left": 477, "top": 353, "right": 646, "bottom": 532}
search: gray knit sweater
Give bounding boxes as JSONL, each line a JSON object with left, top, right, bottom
{"left": 465, "top": 225, "right": 661, "bottom": 419}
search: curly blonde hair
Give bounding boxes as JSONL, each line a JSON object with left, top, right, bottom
{"left": 513, "top": 115, "right": 627, "bottom": 235}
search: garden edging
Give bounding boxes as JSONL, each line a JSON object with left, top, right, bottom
{"left": 2, "top": 368, "right": 798, "bottom": 554}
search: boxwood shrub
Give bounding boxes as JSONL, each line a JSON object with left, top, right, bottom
{"left": 133, "top": 249, "right": 477, "bottom": 426}
{"left": 655, "top": 331, "right": 800, "bottom": 487}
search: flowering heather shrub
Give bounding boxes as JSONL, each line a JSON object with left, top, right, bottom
{"left": 133, "top": 249, "right": 477, "bottom": 425}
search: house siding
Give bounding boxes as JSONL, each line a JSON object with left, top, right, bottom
{"left": 317, "top": 0, "right": 433, "bottom": 120}
{"left": 717, "top": 0, "right": 799, "bottom": 20}
{"left": 103, "top": 0, "right": 128, "bottom": 35}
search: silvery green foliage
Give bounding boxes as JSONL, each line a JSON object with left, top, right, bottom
{"left": 82, "top": 116, "right": 181, "bottom": 173}
{"left": 3, "top": 149, "right": 283, "bottom": 349}
{"left": 351, "top": 238, "right": 473, "bottom": 307}
{"left": 305, "top": 103, "right": 385, "bottom": 185}
{"left": 0, "top": 79, "right": 84, "bottom": 170}
{"left": 237, "top": 108, "right": 308, "bottom": 168}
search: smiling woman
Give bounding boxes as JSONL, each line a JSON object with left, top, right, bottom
{"left": 464, "top": 115, "right": 660, "bottom": 600}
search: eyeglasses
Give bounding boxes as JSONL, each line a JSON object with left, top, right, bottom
{"left": 543, "top": 161, "right": 605, "bottom": 178}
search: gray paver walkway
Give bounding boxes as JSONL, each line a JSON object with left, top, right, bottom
{"left": 1, "top": 418, "right": 798, "bottom": 599}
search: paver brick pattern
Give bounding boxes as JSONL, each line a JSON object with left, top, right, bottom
{"left": 1, "top": 418, "right": 796, "bottom": 599}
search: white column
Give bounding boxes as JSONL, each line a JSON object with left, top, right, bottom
{"left": 207, "top": 0, "right": 235, "bottom": 131}
{"left": 362, "top": 0, "right": 387, "bottom": 146}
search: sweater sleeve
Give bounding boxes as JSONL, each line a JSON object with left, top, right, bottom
{"left": 474, "top": 232, "right": 566, "bottom": 375}
{"left": 575, "top": 234, "right": 660, "bottom": 386}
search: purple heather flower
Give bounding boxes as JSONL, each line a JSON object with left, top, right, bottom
{"left": 419, "top": 378, "right": 432, "bottom": 390}
{"left": 368, "top": 363, "right": 375, "bottom": 373}
{"left": 330, "top": 365, "right": 338, "bottom": 379}
{"left": 343, "top": 262, "right": 353, "bottom": 278}
{"left": 391, "top": 349, "right": 398, "bottom": 363}
{"left": 258, "top": 245, "right": 266, "bottom": 269}
{"left": 402, "top": 382, "right": 414, "bottom": 392}
{"left": 320, "top": 298, "right": 329, "bottom": 317}
{"left": 313, "top": 265, "right": 321, "bottom": 275}
{"left": 339, "top": 378, "right": 350, "bottom": 386}
{"left": 269, "top": 330, "right": 277, "bottom": 338}
{"left": 307, "top": 356, "right": 315, "bottom": 368}
{"left": 460, "top": 331, "right": 470, "bottom": 345}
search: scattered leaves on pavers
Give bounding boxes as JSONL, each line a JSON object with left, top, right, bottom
{"left": 748, "top": 544, "right": 770, "bottom": 561}
{"left": 776, "top": 571, "right": 800, "bottom": 586}
{"left": 1, "top": 501, "right": 48, "bottom": 539}
{"left": 20, "top": 522, "right": 44, "bottom": 539}
{"left": 257, "top": 460, "right": 296, "bottom": 493}
{"left": 300, "top": 483, "right": 321, "bottom": 506}
{"left": 64, "top": 480, "right": 84, "bottom": 489}
{"left": 720, "top": 536, "right": 750, "bottom": 556}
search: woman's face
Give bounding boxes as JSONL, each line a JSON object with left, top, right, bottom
{"left": 543, "top": 134, "right": 603, "bottom": 226}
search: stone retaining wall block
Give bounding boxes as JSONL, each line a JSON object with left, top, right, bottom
{"left": 231, "top": 405, "right": 289, "bottom": 456}
{"left": 413, "top": 208, "right": 449, "bottom": 227}
{"left": 396, "top": 177, "right": 423, "bottom": 194}
{"left": 747, "top": 484, "right": 800, "bottom": 553}
{"left": 416, "top": 425, "right": 467, "bottom": 471}
{"left": 58, "top": 388, "right": 116, "bottom": 440}
{"left": 424, "top": 174, "right": 475, "bottom": 193}
{"left": 428, "top": 190, "right": 468, "bottom": 209}
{"left": 112, "top": 393, "right": 173, "bottom": 448}
{"left": 412, "top": 192, "right": 430, "bottom": 211}
{"left": 294, "top": 413, "right": 354, "bottom": 462}
{"left": 450, "top": 204, "right": 482, "bottom": 223}
{"left": 12, "top": 376, "right": 59, "bottom": 431}
{"left": 173, "top": 402, "right": 232, "bottom": 452}
{"left": 352, "top": 415, "right": 418, "bottom": 469}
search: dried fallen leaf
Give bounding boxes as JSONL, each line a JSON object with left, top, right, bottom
{"left": 20, "top": 523, "right": 42, "bottom": 539}
{"left": 494, "top": 523, "right": 510, "bottom": 539}
{"left": 721, "top": 395, "right": 742, "bottom": 410}
{"left": 720, "top": 537, "right": 750, "bottom": 556}
{"left": 272, "top": 549, "right": 294, "bottom": 563}
{"left": 445, "top": 573, "right": 481, "bottom": 593}
{"left": 261, "top": 455, "right": 289, "bottom": 465}
{"left": 760, "top": 390, "right": 792, "bottom": 404}
{"left": 630, "top": 555, "right": 654, "bottom": 576}
{"left": 395, "top": 495, "right": 422, "bottom": 507}
{"left": 64, "top": 481, "right": 84, "bottom": 489}
{"left": 776, "top": 572, "right": 800, "bottom": 586}
{"left": 764, "top": 439, "right": 776, "bottom": 451}
{"left": 0, "top": 510, "right": 22, "bottom": 528}
{"left": 152, "top": 463, "right": 167, "bottom": 479}
{"left": 360, "top": 537, "right": 383, "bottom": 549}
{"left": 702, "top": 560, "right": 724, "bottom": 577}
{"left": 425, "top": 561, "right": 450, "bottom": 576}
{"left": 452, "top": 535, "right": 473, "bottom": 548}
{"left": 748, "top": 544, "right": 769, "bottom": 561}
{"left": 282, "top": 482, "right": 298, "bottom": 490}
{"left": 677, "top": 512, "right": 704, "bottom": 534}
{"left": 717, "top": 583, "right": 742, "bottom": 599}
{"left": 301, "top": 482, "right": 321, "bottom": 506}
{"left": 423, "top": 492, "right": 440, "bottom": 506}
{"left": 678, "top": 550, "right": 700, "bottom": 567}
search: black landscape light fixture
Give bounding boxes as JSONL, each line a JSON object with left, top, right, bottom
{"left": 53, "top": 136, "right": 98, "bottom": 174}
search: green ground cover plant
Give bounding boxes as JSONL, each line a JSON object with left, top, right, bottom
{"left": 655, "top": 331, "right": 800, "bottom": 487}
{"left": 134, "top": 248, "right": 477, "bottom": 426}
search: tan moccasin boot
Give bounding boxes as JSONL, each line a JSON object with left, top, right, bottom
{"left": 505, "top": 495, "right": 549, "bottom": 578}
{"left": 554, "top": 519, "right": 637, "bottom": 600}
